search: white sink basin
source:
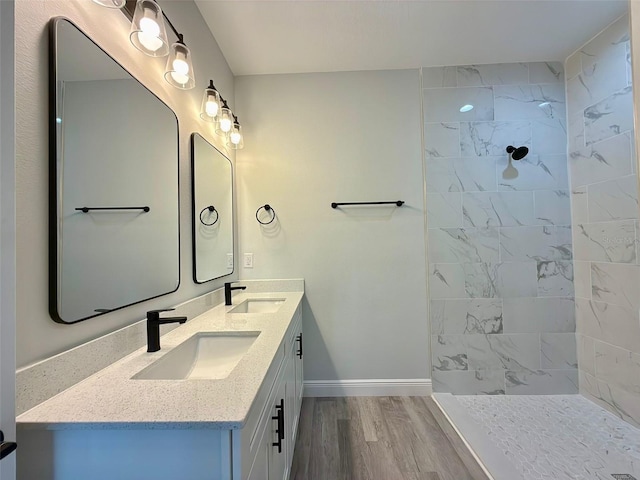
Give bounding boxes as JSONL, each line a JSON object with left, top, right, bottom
{"left": 228, "top": 299, "right": 285, "bottom": 314}
{"left": 132, "top": 332, "right": 260, "bottom": 380}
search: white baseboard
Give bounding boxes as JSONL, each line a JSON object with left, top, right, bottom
{"left": 303, "top": 379, "right": 432, "bottom": 397}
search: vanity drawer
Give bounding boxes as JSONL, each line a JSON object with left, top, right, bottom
{"left": 235, "top": 340, "right": 285, "bottom": 476}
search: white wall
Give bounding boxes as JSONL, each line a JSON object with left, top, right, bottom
{"left": 235, "top": 70, "right": 430, "bottom": 382}
{"left": 15, "top": 0, "right": 236, "bottom": 367}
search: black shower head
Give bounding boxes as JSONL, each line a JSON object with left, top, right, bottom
{"left": 506, "top": 145, "right": 529, "bottom": 161}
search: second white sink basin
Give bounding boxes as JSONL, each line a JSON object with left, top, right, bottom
{"left": 132, "top": 332, "right": 260, "bottom": 380}
{"left": 228, "top": 299, "right": 285, "bottom": 314}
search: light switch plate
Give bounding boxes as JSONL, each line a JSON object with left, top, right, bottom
{"left": 244, "top": 253, "right": 254, "bottom": 268}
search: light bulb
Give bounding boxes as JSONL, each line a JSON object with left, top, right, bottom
{"left": 230, "top": 131, "right": 242, "bottom": 145}
{"left": 205, "top": 99, "right": 219, "bottom": 117}
{"left": 219, "top": 117, "right": 232, "bottom": 133}
{"left": 170, "top": 58, "right": 189, "bottom": 85}
{"left": 137, "top": 15, "right": 162, "bottom": 52}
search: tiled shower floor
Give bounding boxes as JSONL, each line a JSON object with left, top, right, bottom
{"left": 434, "top": 394, "right": 640, "bottom": 480}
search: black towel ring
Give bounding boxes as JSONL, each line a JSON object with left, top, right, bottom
{"left": 256, "top": 204, "right": 276, "bottom": 225}
{"left": 199, "top": 205, "right": 219, "bottom": 226}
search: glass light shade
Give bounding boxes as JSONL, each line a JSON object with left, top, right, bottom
{"left": 129, "top": 0, "right": 170, "bottom": 57}
{"left": 228, "top": 121, "right": 244, "bottom": 149}
{"left": 200, "top": 82, "right": 221, "bottom": 122}
{"left": 216, "top": 106, "right": 233, "bottom": 135}
{"left": 92, "top": 0, "right": 126, "bottom": 8}
{"left": 164, "top": 41, "right": 195, "bottom": 90}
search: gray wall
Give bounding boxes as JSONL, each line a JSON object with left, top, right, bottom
{"left": 568, "top": 14, "right": 640, "bottom": 428}
{"left": 234, "top": 70, "right": 430, "bottom": 382}
{"left": 15, "top": 0, "right": 236, "bottom": 367}
{"left": 424, "top": 62, "right": 577, "bottom": 395}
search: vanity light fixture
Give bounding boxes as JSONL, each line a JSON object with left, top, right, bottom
{"left": 200, "top": 80, "right": 221, "bottom": 122}
{"left": 164, "top": 34, "right": 195, "bottom": 90}
{"left": 129, "top": 0, "right": 170, "bottom": 57}
{"left": 228, "top": 115, "right": 244, "bottom": 149}
{"left": 216, "top": 99, "right": 233, "bottom": 135}
{"left": 92, "top": 0, "right": 127, "bottom": 8}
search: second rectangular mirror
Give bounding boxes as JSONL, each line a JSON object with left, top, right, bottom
{"left": 191, "top": 133, "right": 234, "bottom": 283}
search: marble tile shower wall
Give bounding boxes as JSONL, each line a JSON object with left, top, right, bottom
{"left": 424, "top": 61, "right": 578, "bottom": 395}
{"left": 565, "top": 15, "right": 640, "bottom": 427}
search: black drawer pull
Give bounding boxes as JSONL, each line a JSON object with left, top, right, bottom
{"left": 272, "top": 399, "right": 284, "bottom": 453}
{"left": 296, "top": 333, "right": 303, "bottom": 359}
{"left": 0, "top": 430, "right": 17, "bottom": 461}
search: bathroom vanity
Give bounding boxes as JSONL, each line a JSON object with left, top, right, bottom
{"left": 16, "top": 290, "right": 304, "bottom": 480}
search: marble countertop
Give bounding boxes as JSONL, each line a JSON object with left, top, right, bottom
{"left": 17, "top": 291, "right": 303, "bottom": 430}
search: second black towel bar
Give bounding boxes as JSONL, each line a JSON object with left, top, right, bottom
{"left": 331, "top": 201, "right": 404, "bottom": 209}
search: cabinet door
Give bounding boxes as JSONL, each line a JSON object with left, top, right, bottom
{"left": 267, "top": 380, "right": 287, "bottom": 480}
{"left": 246, "top": 432, "right": 268, "bottom": 480}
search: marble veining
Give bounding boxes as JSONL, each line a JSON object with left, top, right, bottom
{"left": 456, "top": 63, "right": 529, "bottom": 87}
{"left": 581, "top": 371, "right": 640, "bottom": 428}
{"left": 529, "top": 62, "right": 565, "bottom": 84}
{"left": 494, "top": 84, "right": 566, "bottom": 121}
{"left": 537, "top": 260, "right": 574, "bottom": 296}
{"left": 584, "top": 87, "right": 634, "bottom": 146}
{"left": 460, "top": 121, "right": 531, "bottom": 157}
{"left": 426, "top": 157, "right": 497, "bottom": 193}
{"left": 576, "top": 298, "right": 640, "bottom": 354}
{"left": 430, "top": 299, "right": 503, "bottom": 335}
{"left": 500, "top": 225, "right": 572, "bottom": 262}
{"left": 448, "top": 394, "right": 640, "bottom": 479}
{"left": 532, "top": 118, "right": 568, "bottom": 155}
{"left": 534, "top": 190, "right": 571, "bottom": 225}
{"left": 428, "top": 227, "right": 499, "bottom": 264}
{"left": 425, "top": 60, "right": 572, "bottom": 395}
{"left": 463, "top": 191, "right": 535, "bottom": 227}
{"left": 588, "top": 175, "right": 639, "bottom": 222}
{"left": 432, "top": 370, "right": 506, "bottom": 395}
{"left": 591, "top": 262, "right": 640, "bottom": 309}
{"left": 574, "top": 221, "right": 636, "bottom": 263}
{"left": 498, "top": 154, "right": 569, "bottom": 192}
{"left": 432, "top": 335, "right": 469, "bottom": 371}
{"left": 424, "top": 122, "right": 461, "bottom": 158}
{"left": 466, "top": 333, "right": 541, "bottom": 371}
{"left": 569, "top": 132, "right": 633, "bottom": 187}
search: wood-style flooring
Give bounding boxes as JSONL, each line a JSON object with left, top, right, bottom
{"left": 290, "top": 396, "right": 489, "bottom": 480}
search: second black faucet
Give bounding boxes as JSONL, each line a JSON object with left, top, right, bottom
{"left": 225, "top": 282, "right": 246, "bottom": 305}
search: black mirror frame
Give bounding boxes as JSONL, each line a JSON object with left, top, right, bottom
{"left": 48, "top": 17, "right": 181, "bottom": 324}
{"left": 190, "top": 133, "right": 235, "bottom": 284}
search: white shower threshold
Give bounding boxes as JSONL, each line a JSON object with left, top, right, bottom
{"left": 433, "top": 393, "right": 640, "bottom": 480}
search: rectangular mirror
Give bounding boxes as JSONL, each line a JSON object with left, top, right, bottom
{"left": 50, "top": 18, "right": 180, "bottom": 324}
{"left": 191, "top": 133, "right": 234, "bottom": 283}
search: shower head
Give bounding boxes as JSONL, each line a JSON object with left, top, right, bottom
{"left": 506, "top": 145, "right": 529, "bottom": 161}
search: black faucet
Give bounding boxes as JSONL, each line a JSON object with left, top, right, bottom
{"left": 225, "top": 282, "right": 246, "bottom": 306}
{"left": 146, "top": 309, "right": 187, "bottom": 352}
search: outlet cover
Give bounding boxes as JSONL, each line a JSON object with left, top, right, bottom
{"left": 244, "top": 253, "right": 254, "bottom": 268}
{"left": 226, "top": 253, "right": 233, "bottom": 269}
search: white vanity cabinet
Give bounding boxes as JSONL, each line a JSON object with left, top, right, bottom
{"left": 239, "top": 303, "right": 303, "bottom": 480}
{"left": 17, "top": 295, "right": 304, "bottom": 480}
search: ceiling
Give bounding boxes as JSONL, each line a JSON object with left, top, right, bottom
{"left": 194, "top": 0, "right": 628, "bottom": 76}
